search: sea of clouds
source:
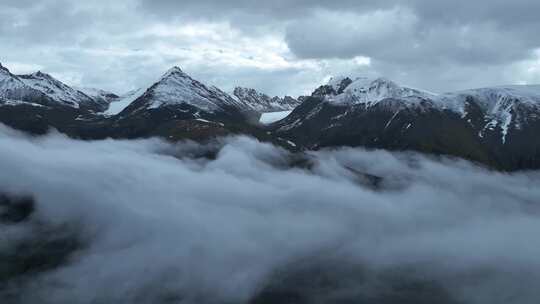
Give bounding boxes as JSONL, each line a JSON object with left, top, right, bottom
{"left": 0, "top": 124, "right": 539, "bottom": 304}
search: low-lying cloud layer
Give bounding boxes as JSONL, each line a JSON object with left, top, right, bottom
{"left": 1, "top": 124, "right": 540, "bottom": 303}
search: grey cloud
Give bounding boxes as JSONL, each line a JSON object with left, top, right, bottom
{"left": 142, "top": 0, "right": 540, "bottom": 64}
{"left": 0, "top": 0, "right": 36, "bottom": 9}
{"left": 135, "top": 0, "right": 540, "bottom": 92}
{"left": 285, "top": 14, "right": 534, "bottom": 65}
{"left": 190, "top": 65, "right": 310, "bottom": 97}
{"left": 1, "top": 0, "right": 540, "bottom": 97}
{"left": 139, "top": 0, "right": 352, "bottom": 20}
{"left": 411, "top": 0, "right": 540, "bottom": 28}
{"left": 140, "top": 0, "right": 540, "bottom": 30}
{"left": 284, "top": 8, "right": 539, "bottom": 67}
{"left": 1, "top": 124, "right": 540, "bottom": 303}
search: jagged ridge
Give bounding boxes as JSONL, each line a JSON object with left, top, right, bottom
{"left": 233, "top": 87, "right": 301, "bottom": 112}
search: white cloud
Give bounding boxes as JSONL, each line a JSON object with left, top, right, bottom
{"left": 517, "top": 49, "right": 540, "bottom": 84}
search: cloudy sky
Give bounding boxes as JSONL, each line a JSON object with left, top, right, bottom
{"left": 1, "top": 0, "right": 540, "bottom": 96}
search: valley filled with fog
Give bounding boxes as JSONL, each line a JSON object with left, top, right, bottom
{"left": 1, "top": 124, "right": 539, "bottom": 304}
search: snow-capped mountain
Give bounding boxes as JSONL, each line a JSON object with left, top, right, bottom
{"left": 121, "top": 67, "right": 252, "bottom": 115}
{"left": 438, "top": 86, "right": 540, "bottom": 143}
{"left": 314, "top": 76, "right": 540, "bottom": 124}
{"left": 0, "top": 63, "right": 110, "bottom": 111}
{"left": 233, "top": 87, "right": 301, "bottom": 112}
{"left": 272, "top": 76, "right": 540, "bottom": 170}
{"left": 2, "top": 61, "right": 540, "bottom": 171}
{"left": 319, "top": 76, "right": 437, "bottom": 107}
{"left": 108, "top": 67, "right": 263, "bottom": 140}
{"left": 0, "top": 63, "right": 48, "bottom": 104}
{"left": 17, "top": 71, "right": 104, "bottom": 110}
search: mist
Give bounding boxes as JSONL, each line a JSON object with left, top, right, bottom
{"left": 0, "top": 124, "right": 539, "bottom": 304}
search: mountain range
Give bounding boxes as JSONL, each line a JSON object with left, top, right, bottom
{"left": 1, "top": 62, "right": 539, "bottom": 171}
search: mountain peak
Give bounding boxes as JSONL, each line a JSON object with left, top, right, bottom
{"left": 19, "top": 71, "right": 64, "bottom": 87}
{"left": 327, "top": 76, "right": 353, "bottom": 91}
{"left": 27, "top": 70, "right": 56, "bottom": 81}
{"left": 321, "top": 76, "right": 436, "bottom": 106}
{"left": 169, "top": 66, "right": 183, "bottom": 72}
{"left": 9, "top": 69, "right": 109, "bottom": 110}
{"left": 0, "top": 62, "right": 13, "bottom": 77}
{"left": 160, "top": 66, "right": 186, "bottom": 80}
{"left": 327, "top": 76, "right": 397, "bottom": 90}
{"left": 136, "top": 66, "right": 243, "bottom": 113}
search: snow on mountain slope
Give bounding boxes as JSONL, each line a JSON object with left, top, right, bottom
{"left": 139, "top": 67, "right": 248, "bottom": 113}
{"left": 305, "top": 75, "right": 540, "bottom": 145}
{"left": 439, "top": 85, "right": 540, "bottom": 112}
{"left": 104, "top": 88, "right": 145, "bottom": 115}
{"left": 17, "top": 71, "right": 95, "bottom": 108}
{"left": 260, "top": 111, "right": 292, "bottom": 124}
{"left": 325, "top": 76, "right": 437, "bottom": 107}
{"left": 438, "top": 85, "right": 540, "bottom": 143}
{"left": 324, "top": 75, "right": 540, "bottom": 113}
{"left": 233, "top": 87, "right": 301, "bottom": 112}
{"left": 0, "top": 63, "right": 47, "bottom": 102}
{"left": 1, "top": 63, "right": 111, "bottom": 111}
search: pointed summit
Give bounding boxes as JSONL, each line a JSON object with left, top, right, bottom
{"left": 123, "top": 66, "right": 246, "bottom": 113}
{"left": 160, "top": 66, "right": 186, "bottom": 80}
{"left": 32, "top": 70, "right": 48, "bottom": 77}
{"left": 27, "top": 71, "right": 58, "bottom": 83}
{"left": 168, "top": 66, "right": 183, "bottom": 73}
{"left": 115, "top": 65, "right": 265, "bottom": 126}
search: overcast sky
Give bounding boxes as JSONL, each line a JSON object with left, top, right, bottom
{"left": 1, "top": 0, "right": 540, "bottom": 96}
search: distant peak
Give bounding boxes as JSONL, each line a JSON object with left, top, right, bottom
{"left": 325, "top": 76, "right": 355, "bottom": 94}
{"left": 327, "top": 76, "right": 402, "bottom": 93}
{"left": 160, "top": 66, "right": 189, "bottom": 81}
{"left": 327, "top": 75, "right": 351, "bottom": 85}
{"left": 327, "top": 75, "right": 394, "bottom": 85}
{"left": 168, "top": 66, "right": 183, "bottom": 73}
{"left": 165, "top": 66, "right": 184, "bottom": 75}
{"left": 28, "top": 70, "right": 55, "bottom": 80}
